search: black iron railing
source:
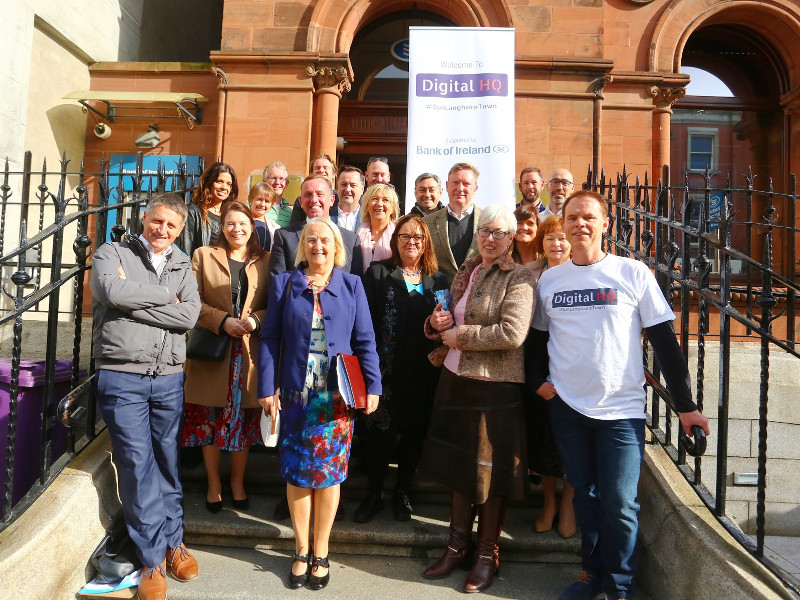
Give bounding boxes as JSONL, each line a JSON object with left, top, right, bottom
{"left": 0, "top": 152, "right": 202, "bottom": 529}
{"left": 585, "top": 165, "right": 800, "bottom": 597}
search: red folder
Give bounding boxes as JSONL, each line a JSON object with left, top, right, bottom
{"left": 336, "top": 353, "right": 367, "bottom": 410}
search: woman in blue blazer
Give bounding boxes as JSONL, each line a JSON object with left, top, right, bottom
{"left": 258, "top": 218, "right": 381, "bottom": 590}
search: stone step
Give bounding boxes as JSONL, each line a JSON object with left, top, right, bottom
{"left": 180, "top": 445, "right": 549, "bottom": 507}
{"left": 164, "top": 546, "right": 618, "bottom": 600}
{"left": 182, "top": 489, "right": 580, "bottom": 564}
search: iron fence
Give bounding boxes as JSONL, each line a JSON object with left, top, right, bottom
{"left": 585, "top": 165, "right": 800, "bottom": 597}
{"left": 0, "top": 151, "right": 202, "bottom": 528}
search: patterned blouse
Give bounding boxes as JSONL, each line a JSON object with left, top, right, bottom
{"left": 303, "top": 279, "right": 329, "bottom": 390}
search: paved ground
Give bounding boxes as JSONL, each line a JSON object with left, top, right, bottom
{"left": 164, "top": 546, "right": 645, "bottom": 600}
{"left": 764, "top": 536, "right": 800, "bottom": 579}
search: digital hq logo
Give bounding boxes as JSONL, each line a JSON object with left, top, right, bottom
{"left": 552, "top": 288, "right": 618, "bottom": 308}
{"left": 416, "top": 73, "right": 508, "bottom": 98}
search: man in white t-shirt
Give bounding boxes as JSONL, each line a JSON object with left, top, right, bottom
{"left": 527, "top": 190, "right": 709, "bottom": 600}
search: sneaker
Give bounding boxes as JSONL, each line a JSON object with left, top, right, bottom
{"left": 560, "top": 570, "right": 604, "bottom": 600}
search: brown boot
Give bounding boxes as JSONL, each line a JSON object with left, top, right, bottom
{"left": 137, "top": 560, "right": 168, "bottom": 600}
{"left": 463, "top": 496, "right": 506, "bottom": 593}
{"left": 422, "top": 491, "right": 474, "bottom": 579}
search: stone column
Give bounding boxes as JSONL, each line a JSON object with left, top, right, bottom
{"left": 649, "top": 86, "right": 686, "bottom": 178}
{"left": 307, "top": 65, "right": 352, "bottom": 162}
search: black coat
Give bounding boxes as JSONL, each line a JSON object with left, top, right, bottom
{"left": 361, "top": 259, "right": 449, "bottom": 430}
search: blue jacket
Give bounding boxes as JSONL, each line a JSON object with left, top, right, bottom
{"left": 257, "top": 266, "right": 382, "bottom": 398}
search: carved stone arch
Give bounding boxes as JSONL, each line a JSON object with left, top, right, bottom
{"left": 307, "top": 0, "right": 513, "bottom": 54}
{"left": 649, "top": 0, "right": 800, "bottom": 89}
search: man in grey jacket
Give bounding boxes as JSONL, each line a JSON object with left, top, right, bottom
{"left": 91, "top": 193, "right": 201, "bottom": 600}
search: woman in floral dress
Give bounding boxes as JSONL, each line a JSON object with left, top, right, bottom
{"left": 257, "top": 218, "right": 381, "bottom": 590}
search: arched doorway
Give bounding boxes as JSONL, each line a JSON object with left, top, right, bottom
{"left": 670, "top": 23, "right": 791, "bottom": 272}
{"left": 336, "top": 11, "right": 455, "bottom": 200}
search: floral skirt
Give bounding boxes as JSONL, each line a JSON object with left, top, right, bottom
{"left": 182, "top": 338, "right": 262, "bottom": 451}
{"left": 279, "top": 388, "right": 353, "bottom": 488}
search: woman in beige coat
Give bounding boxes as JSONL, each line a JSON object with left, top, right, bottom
{"left": 182, "top": 201, "right": 270, "bottom": 513}
{"left": 421, "top": 204, "right": 535, "bottom": 593}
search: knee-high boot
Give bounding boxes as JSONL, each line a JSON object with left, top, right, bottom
{"left": 422, "top": 491, "right": 475, "bottom": 579}
{"left": 463, "top": 496, "right": 506, "bottom": 593}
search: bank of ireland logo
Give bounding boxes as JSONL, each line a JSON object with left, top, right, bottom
{"left": 493, "top": 145, "right": 509, "bottom": 153}
{"left": 415, "top": 73, "right": 509, "bottom": 98}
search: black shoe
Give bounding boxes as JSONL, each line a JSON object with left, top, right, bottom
{"left": 307, "top": 556, "right": 330, "bottom": 590}
{"left": 392, "top": 490, "right": 412, "bottom": 521}
{"left": 335, "top": 503, "right": 345, "bottom": 521}
{"left": 205, "top": 499, "right": 223, "bottom": 514}
{"left": 274, "top": 496, "right": 290, "bottom": 520}
{"left": 232, "top": 497, "right": 249, "bottom": 511}
{"left": 354, "top": 491, "right": 384, "bottom": 523}
{"left": 288, "top": 553, "right": 310, "bottom": 589}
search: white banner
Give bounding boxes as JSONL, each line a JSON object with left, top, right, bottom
{"left": 405, "top": 27, "right": 516, "bottom": 213}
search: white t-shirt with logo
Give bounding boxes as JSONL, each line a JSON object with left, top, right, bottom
{"left": 531, "top": 254, "right": 675, "bottom": 420}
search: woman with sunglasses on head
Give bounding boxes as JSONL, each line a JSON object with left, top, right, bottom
{"left": 421, "top": 204, "right": 536, "bottom": 593}
{"left": 355, "top": 214, "right": 450, "bottom": 524}
{"left": 178, "top": 162, "right": 239, "bottom": 257}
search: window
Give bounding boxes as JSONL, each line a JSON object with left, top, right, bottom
{"left": 687, "top": 127, "right": 719, "bottom": 172}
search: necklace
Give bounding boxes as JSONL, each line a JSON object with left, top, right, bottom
{"left": 400, "top": 266, "right": 422, "bottom": 277}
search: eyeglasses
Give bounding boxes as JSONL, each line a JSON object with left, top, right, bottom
{"left": 398, "top": 233, "right": 425, "bottom": 244}
{"left": 477, "top": 227, "right": 511, "bottom": 240}
{"left": 368, "top": 156, "right": 389, "bottom": 164}
{"left": 549, "top": 179, "right": 574, "bottom": 188}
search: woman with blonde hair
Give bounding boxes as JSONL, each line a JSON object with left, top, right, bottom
{"left": 258, "top": 218, "right": 381, "bottom": 590}
{"left": 248, "top": 181, "right": 280, "bottom": 251}
{"left": 356, "top": 183, "right": 399, "bottom": 273}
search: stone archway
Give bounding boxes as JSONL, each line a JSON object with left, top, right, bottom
{"left": 307, "top": 0, "right": 512, "bottom": 54}
{"left": 649, "top": 0, "right": 800, "bottom": 81}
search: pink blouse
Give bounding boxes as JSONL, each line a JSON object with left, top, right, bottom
{"left": 443, "top": 264, "right": 482, "bottom": 374}
{"left": 356, "top": 221, "right": 396, "bottom": 274}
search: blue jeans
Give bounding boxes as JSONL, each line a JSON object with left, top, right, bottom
{"left": 549, "top": 395, "right": 645, "bottom": 599}
{"left": 96, "top": 370, "right": 185, "bottom": 567}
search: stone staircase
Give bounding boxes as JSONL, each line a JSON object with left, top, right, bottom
{"left": 174, "top": 445, "right": 591, "bottom": 599}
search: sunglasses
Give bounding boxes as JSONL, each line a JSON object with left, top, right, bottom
{"left": 368, "top": 156, "right": 389, "bottom": 164}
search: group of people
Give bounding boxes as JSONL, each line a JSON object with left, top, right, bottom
{"left": 90, "top": 154, "right": 710, "bottom": 600}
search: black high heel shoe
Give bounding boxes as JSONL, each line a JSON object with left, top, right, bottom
{"left": 205, "top": 499, "right": 223, "bottom": 514}
{"left": 307, "top": 556, "right": 330, "bottom": 590}
{"left": 288, "top": 553, "right": 310, "bottom": 589}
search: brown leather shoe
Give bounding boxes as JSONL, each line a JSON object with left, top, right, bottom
{"left": 422, "top": 492, "right": 475, "bottom": 579}
{"left": 137, "top": 561, "right": 167, "bottom": 600}
{"left": 166, "top": 543, "right": 199, "bottom": 581}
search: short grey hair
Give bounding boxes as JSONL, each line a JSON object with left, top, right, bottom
{"left": 144, "top": 192, "right": 188, "bottom": 224}
{"left": 414, "top": 172, "right": 441, "bottom": 188}
{"left": 477, "top": 204, "right": 517, "bottom": 235}
{"left": 263, "top": 161, "right": 288, "bottom": 178}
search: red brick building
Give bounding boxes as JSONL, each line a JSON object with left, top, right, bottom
{"left": 79, "top": 0, "right": 800, "bottom": 271}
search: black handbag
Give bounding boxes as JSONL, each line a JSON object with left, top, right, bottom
{"left": 185, "top": 261, "right": 246, "bottom": 361}
{"left": 186, "top": 325, "right": 229, "bottom": 361}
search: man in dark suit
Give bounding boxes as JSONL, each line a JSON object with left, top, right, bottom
{"left": 425, "top": 162, "right": 482, "bottom": 283}
{"left": 269, "top": 174, "right": 363, "bottom": 278}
